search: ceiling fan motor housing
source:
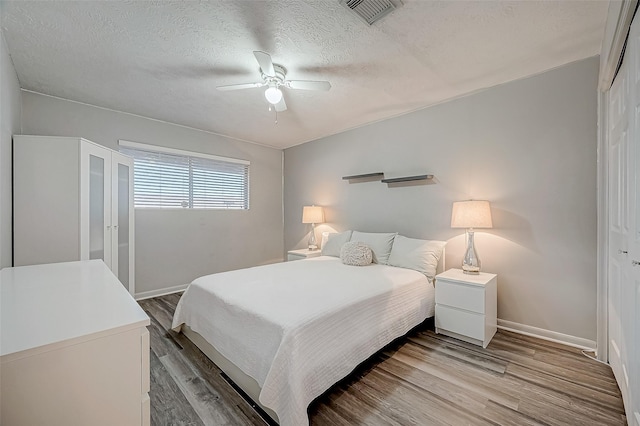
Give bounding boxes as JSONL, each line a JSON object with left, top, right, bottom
{"left": 262, "top": 64, "right": 287, "bottom": 87}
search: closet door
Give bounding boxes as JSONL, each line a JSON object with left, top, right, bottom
{"left": 608, "top": 53, "right": 629, "bottom": 401}
{"left": 609, "top": 16, "right": 640, "bottom": 424}
{"left": 80, "top": 142, "right": 112, "bottom": 268}
{"left": 627, "top": 15, "right": 640, "bottom": 424}
{"left": 111, "top": 152, "right": 135, "bottom": 295}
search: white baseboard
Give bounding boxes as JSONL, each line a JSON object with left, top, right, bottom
{"left": 135, "top": 284, "right": 189, "bottom": 301}
{"left": 497, "top": 319, "right": 596, "bottom": 350}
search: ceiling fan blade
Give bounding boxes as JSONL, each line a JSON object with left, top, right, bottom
{"left": 216, "top": 82, "right": 264, "bottom": 91}
{"left": 253, "top": 51, "right": 275, "bottom": 77}
{"left": 287, "top": 80, "right": 331, "bottom": 91}
{"left": 274, "top": 97, "right": 287, "bottom": 112}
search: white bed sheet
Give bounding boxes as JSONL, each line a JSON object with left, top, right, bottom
{"left": 171, "top": 256, "right": 434, "bottom": 426}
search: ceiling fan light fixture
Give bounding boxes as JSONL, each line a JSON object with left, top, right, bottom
{"left": 264, "top": 86, "right": 283, "bottom": 104}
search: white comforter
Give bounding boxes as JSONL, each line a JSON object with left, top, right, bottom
{"left": 171, "top": 256, "right": 434, "bottom": 426}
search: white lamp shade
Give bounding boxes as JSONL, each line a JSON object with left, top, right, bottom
{"left": 302, "top": 206, "right": 324, "bottom": 224}
{"left": 451, "top": 200, "right": 493, "bottom": 229}
{"left": 264, "top": 86, "right": 283, "bottom": 104}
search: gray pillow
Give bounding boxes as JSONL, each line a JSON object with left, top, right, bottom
{"left": 349, "top": 231, "right": 397, "bottom": 264}
{"left": 321, "top": 230, "right": 353, "bottom": 257}
{"left": 340, "top": 242, "right": 373, "bottom": 266}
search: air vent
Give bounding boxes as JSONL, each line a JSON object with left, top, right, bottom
{"left": 340, "top": 0, "right": 403, "bottom": 25}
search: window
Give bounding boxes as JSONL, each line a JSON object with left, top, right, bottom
{"left": 119, "top": 140, "right": 249, "bottom": 209}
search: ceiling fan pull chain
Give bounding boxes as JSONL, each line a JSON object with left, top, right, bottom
{"left": 275, "top": 109, "right": 278, "bottom": 125}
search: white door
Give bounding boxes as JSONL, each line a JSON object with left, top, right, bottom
{"left": 608, "top": 52, "right": 629, "bottom": 402}
{"left": 609, "top": 16, "right": 640, "bottom": 424}
{"left": 626, "top": 15, "right": 640, "bottom": 424}
{"left": 80, "top": 141, "right": 112, "bottom": 268}
{"left": 111, "top": 152, "right": 135, "bottom": 295}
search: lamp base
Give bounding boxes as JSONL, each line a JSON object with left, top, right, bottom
{"left": 308, "top": 223, "right": 317, "bottom": 251}
{"left": 462, "top": 229, "right": 481, "bottom": 274}
{"left": 462, "top": 266, "right": 480, "bottom": 275}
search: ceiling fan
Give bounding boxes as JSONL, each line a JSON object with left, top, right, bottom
{"left": 216, "top": 51, "right": 332, "bottom": 112}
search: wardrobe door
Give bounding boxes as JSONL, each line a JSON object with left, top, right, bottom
{"left": 80, "top": 142, "right": 112, "bottom": 268}
{"left": 111, "top": 152, "right": 135, "bottom": 295}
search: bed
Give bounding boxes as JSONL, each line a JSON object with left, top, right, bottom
{"left": 172, "top": 233, "right": 445, "bottom": 426}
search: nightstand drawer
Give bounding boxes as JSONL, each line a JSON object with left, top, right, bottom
{"left": 435, "top": 305, "right": 485, "bottom": 340}
{"left": 436, "top": 281, "right": 485, "bottom": 313}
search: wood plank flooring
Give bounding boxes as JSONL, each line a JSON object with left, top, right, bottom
{"left": 139, "top": 293, "right": 626, "bottom": 425}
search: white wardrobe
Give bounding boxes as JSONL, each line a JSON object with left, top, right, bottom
{"left": 13, "top": 135, "right": 135, "bottom": 295}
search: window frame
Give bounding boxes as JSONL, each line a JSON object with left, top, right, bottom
{"left": 118, "top": 140, "right": 250, "bottom": 210}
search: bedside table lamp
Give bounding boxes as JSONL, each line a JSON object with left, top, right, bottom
{"left": 451, "top": 200, "right": 493, "bottom": 274}
{"left": 302, "top": 205, "right": 324, "bottom": 250}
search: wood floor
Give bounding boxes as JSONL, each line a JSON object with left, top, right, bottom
{"left": 139, "top": 293, "right": 627, "bottom": 426}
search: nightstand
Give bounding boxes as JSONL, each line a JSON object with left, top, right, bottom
{"left": 287, "top": 248, "right": 322, "bottom": 261}
{"left": 435, "top": 268, "right": 497, "bottom": 348}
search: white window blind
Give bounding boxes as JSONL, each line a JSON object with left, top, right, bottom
{"left": 118, "top": 140, "right": 249, "bottom": 209}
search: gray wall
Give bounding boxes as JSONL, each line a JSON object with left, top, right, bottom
{"left": 284, "top": 57, "right": 599, "bottom": 342}
{"left": 0, "top": 32, "right": 22, "bottom": 268}
{"left": 21, "top": 92, "right": 284, "bottom": 295}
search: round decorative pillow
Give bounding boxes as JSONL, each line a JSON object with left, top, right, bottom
{"left": 340, "top": 241, "right": 373, "bottom": 266}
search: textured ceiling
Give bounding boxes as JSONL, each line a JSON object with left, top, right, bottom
{"left": 1, "top": 1, "right": 607, "bottom": 149}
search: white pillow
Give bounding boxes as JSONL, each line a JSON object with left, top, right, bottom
{"left": 340, "top": 241, "right": 372, "bottom": 266}
{"left": 349, "top": 231, "right": 397, "bottom": 264}
{"left": 321, "top": 232, "right": 331, "bottom": 249}
{"left": 387, "top": 235, "right": 446, "bottom": 280}
{"left": 321, "top": 230, "right": 353, "bottom": 257}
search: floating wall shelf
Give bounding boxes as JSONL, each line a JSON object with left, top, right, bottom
{"left": 381, "top": 174, "right": 434, "bottom": 184}
{"left": 342, "top": 172, "right": 384, "bottom": 180}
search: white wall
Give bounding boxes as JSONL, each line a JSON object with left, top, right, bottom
{"left": 284, "top": 57, "right": 599, "bottom": 343}
{"left": 0, "top": 32, "right": 22, "bottom": 268}
{"left": 21, "top": 92, "right": 284, "bottom": 296}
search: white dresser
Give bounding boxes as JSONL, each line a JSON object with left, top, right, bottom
{"left": 0, "top": 260, "right": 150, "bottom": 426}
{"left": 435, "top": 268, "right": 497, "bottom": 348}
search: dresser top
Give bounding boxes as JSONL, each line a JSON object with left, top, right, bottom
{"left": 1, "top": 260, "right": 149, "bottom": 358}
{"left": 436, "top": 268, "right": 497, "bottom": 286}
